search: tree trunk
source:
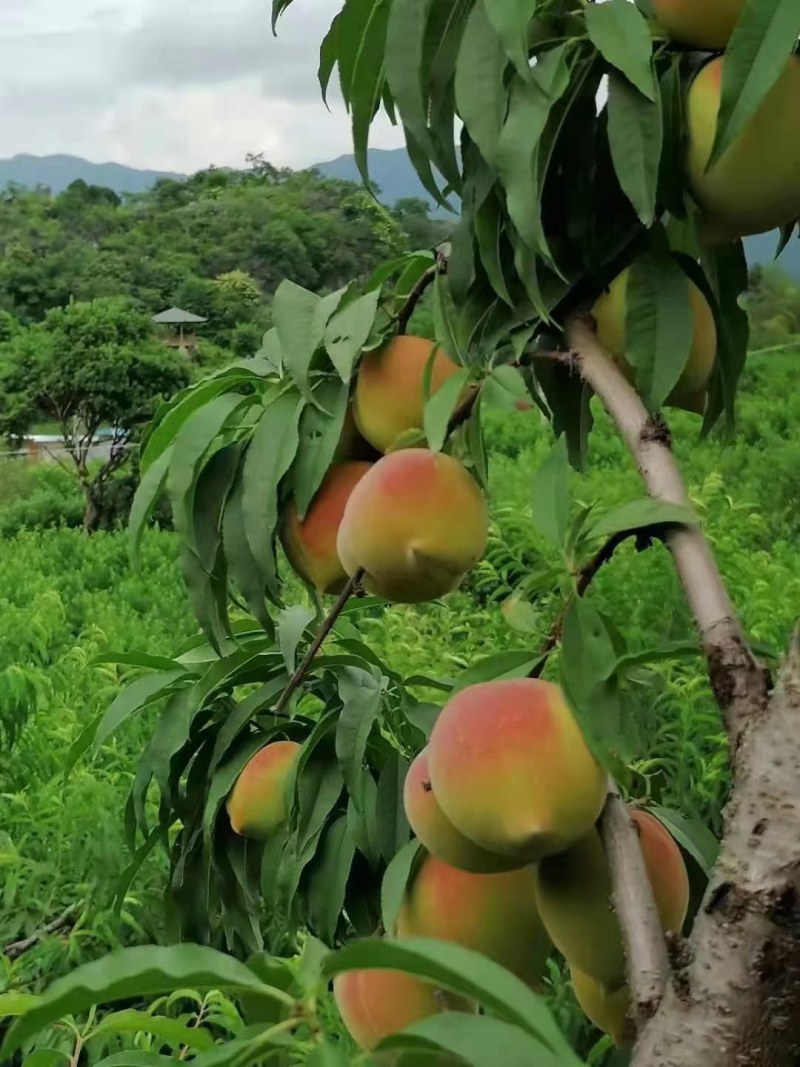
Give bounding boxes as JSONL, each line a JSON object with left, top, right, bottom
{"left": 83, "top": 489, "right": 100, "bottom": 534}
{"left": 631, "top": 632, "right": 800, "bottom": 1067}
{"left": 563, "top": 320, "right": 800, "bottom": 1066}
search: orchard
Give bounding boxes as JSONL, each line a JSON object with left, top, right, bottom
{"left": 4, "top": 1, "right": 800, "bottom": 1066}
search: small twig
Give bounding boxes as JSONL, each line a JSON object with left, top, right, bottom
{"left": 600, "top": 786, "right": 670, "bottom": 1025}
{"left": 397, "top": 263, "right": 440, "bottom": 335}
{"left": 272, "top": 571, "right": 364, "bottom": 717}
{"left": 4, "top": 902, "right": 82, "bottom": 960}
{"left": 531, "top": 528, "right": 646, "bottom": 674}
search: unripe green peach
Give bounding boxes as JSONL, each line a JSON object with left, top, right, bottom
{"left": 354, "top": 335, "right": 462, "bottom": 452}
{"left": 688, "top": 56, "right": 800, "bottom": 242}
{"left": 651, "top": 0, "right": 743, "bottom": 49}
{"left": 337, "top": 449, "right": 488, "bottom": 604}
{"left": 591, "top": 267, "right": 717, "bottom": 413}
{"left": 571, "top": 968, "right": 634, "bottom": 1047}
{"left": 404, "top": 750, "right": 524, "bottom": 873}
{"left": 536, "top": 810, "right": 690, "bottom": 990}
{"left": 396, "top": 852, "right": 551, "bottom": 989}
{"left": 427, "top": 679, "right": 606, "bottom": 864}
{"left": 333, "top": 966, "right": 472, "bottom": 1055}
{"left": 225, "top": 740, "right": 301, "bottom": 840}
{"left": 280, "top": 461, "right": 372, "bottom": 595}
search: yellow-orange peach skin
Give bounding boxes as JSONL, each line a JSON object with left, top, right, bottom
{"left": 396, "top": 852, "right": 551, "bottom": 989}
{"left": 354, "top": 335, "right": 461, "bottom": 452}
{"left": 536, "top": 809, "right": 690, "bottom": 990}
{"left": 571, "top": 967, "right": 634, "bottom": 1047}
{"left": 226, "top": 740, "right": 301, "bottom": 840}
{"left": 651, "top": 0, "right": 743, "bottom": 49}
{"left": 591, "top": 267, "right": 717, "bottom": 414}
{"left": 337, "top": 449, "right": 488, "bottom": 604}
{"left": 427, "top": 678, "right": 606, "bottom": 863}
{"left": 281, "top": 461, "right": 372, "bottom": 595}
{"left": 404, "top": 749, "right": 523, "bottom": 873}
{"left": 688, "top": 56, "right": 800, "bottom": 243}
{"left": 333, "top": 967, "right": 470, "bottom": 1053}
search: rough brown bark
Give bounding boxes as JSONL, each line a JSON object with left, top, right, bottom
{"left": 565, "top": 319, "right": 800, "bottom": 1067}
{"left": 631, "top": 628, "right": 800, "bottom": 1067}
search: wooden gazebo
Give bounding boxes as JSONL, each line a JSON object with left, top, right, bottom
{"left": 152, "top": 307, "right": 207, "bottom": 352}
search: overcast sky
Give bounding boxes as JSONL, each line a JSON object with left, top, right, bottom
{"left": 0, "top": 0, "right": 404, "bottom": 173}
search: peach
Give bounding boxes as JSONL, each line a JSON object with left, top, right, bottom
{"left": 335, "top": 405, "right": 382, "bottom": 462}
{"left": 591, "top": 266, "right": 717, "bottom": 412}
{"left": 354, "top": 335, "right": 462, "bottom": 452}
{"left": 333, "top": 966, "right": 471, "bottom": 1054}
{"left": 396, "top": 852, "right": 551, "bottom": 989}
{"left": 427, "top": 679, "right": 606, "bottom": 864}
{"left": 404, "top": 750, "right": 523, "bottom": 873}
{"left": 571, "top": 968, "right": 633, "bottom": 1047}
{"left": 281, "top": 461, "right": 372, "bottom": 595}
{"left": 225, "top": 740, "right": 301, "bottom": 840}
{"left": 688, "top": 56, "right": 800, "bottom": 242}
{"left": 536, "top": 810, "right": 690, "bottom": 990}
{"left": 337, "top": 449, "right": 488, "bottom": 603}
{"left": 651, "top": 0, "right": 743, "bottom": 49}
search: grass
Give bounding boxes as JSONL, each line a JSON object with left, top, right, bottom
{"left": 0, "top": 348, "right": 798, "bottom": 1056}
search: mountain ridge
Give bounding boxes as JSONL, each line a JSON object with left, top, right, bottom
{"left": 0, "top": 150, "right": 796, "bottom": 278}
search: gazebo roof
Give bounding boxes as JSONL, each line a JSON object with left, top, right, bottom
{"left": 152, "top": 307, "right": 207, "bottom": 325}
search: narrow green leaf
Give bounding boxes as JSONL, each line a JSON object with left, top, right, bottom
{"left": 94, "top": 670, "right": 187, "bottom": 751}
{"left": 625, "top": 253, "right": 695, "bottom": 410}
{"left": 433, "top": 271, "right": 463, "bottom": 363}
{"left": 606, "top": 71, "right": 662, "bottom": 226}
{"left": 321, "top": 939, "right": 577, "bottom": 1059}
{"left": 307, "top": 815, "right": 357, "bottom": 944}
{"left": 90, "top": 1009, "right": 214, "bottom": 1051}
{"left": 588, "top": 499, "right": 696, "bottom": 541}
{"left": 278, "top": 604, "right": 316, "bottom": 673}
{"left": 293, "top": 377, "right": 350, "bottom": 520}
{"left": 381, "top": 1011, "right": 567, "bottom": 1067}
{"left": 497, "top": 49, "right": 571, "bottom": 261}
{"left": 0, "top": 992, "right": 40, "bottom": 1017}
{"left": 385, "top": 0, "right": 436, "bottom": 149}
{"left": 560, "top": 598, "right": 617, "bottom": 704}
{"left": 336, "top": 668, "right": 382, "bottom": 806}
{"left": 586, "top": 0, "right": 655, "bottom": 100}
{"left": 474, "top": 195, "right": 514, "bottom": 306}
{"left": 348, "top": 0, "right": 392, "bottom": 182}
{"left": 485, "top": 0, "right": 538, "bottom": 80}
{"left": 273, "top": 280, "right": 320, "bottom": 393}
{"left": 375, "top": 752, "right": 411, "bottom": 861}
{"left": 381, "top": 839, "right": 423, "bottom": 935}
{"left": 223, "top": 475, "right": 276, "bottom": 632}
{"left": 129, "top": 446, "right": 172, "bottom": 567}
{"left": 242, "top": 392, "right": 304, "bottom": 577}
{"left": 423, "top": 368, "right": 470, "bottom": 452}
{"left": 710, "top": 0, "right": 800, "bottom": 167}
{"left": 455, "top": 3, "right": 508, "bottom": 165}
{"left": 451, "top": 651, "right": 542, "bottom": 693}
{"left": 1, "top": 946, "right": 291, "bottom": 1058}
{"left": 700, "top": 241, "right": 750, "bottom": 434}
{"left": 324, "top": 289, "right": 382, "bottom": 382}
{"left": 531, "top": 436, "right": 570, "bottom": 547}
{"left": 650, "top": 806, "right": 719, "bottom": 877}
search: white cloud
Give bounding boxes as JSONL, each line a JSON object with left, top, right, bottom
{"left": 0, "top": 0, "right": 404, "bottom": 173}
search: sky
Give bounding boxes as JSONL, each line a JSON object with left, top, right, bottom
{"left": 0, "top": 0, "right": 404, "bottom": 173}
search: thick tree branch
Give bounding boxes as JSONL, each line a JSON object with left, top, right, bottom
{"left": 600, "top": 786, "right": 670, "bottom": 1025}
{"left": 4, "top": 903, "right": 82, "bottom": 960}
{"left": 563, "top": 318, "right": 800, "bottom": 1067}
{"left": 566, "top": 318, "right": 770, "bottom": 745}
{"left": 631, "top": 627, "right": 800, "bottom": 1067}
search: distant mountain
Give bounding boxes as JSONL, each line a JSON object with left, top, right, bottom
{"left": 3, "top": 150, "right": 798, "bottom": 278}
{"left": 312, "top": 147, "right": 455, "bottom": 215}
{"left": 313, "top": 146, "right": 800, "bottom": 279}
{"left": 0, "top": 154, "right": 184, "bottom": 195}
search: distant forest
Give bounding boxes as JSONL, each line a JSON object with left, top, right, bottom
{"left": 0, "top": 158, "right": 450, "bottom": 360}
